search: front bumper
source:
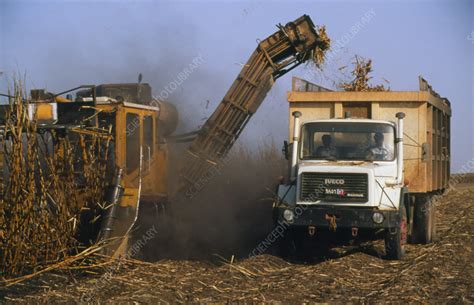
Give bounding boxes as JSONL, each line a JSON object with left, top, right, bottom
{"left": 274, "top": 205, "right": 400, "bottom": 229}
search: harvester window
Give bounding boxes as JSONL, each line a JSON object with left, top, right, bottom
{"left": 143, "top": 116, "right": 154, "bottom": 166}
{"left": 126, "top": 113, "right": 141, "bottom": 174}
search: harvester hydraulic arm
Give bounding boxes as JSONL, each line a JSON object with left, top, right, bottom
{"left": 180, "top": 15, "right": 328, "bottom": 196}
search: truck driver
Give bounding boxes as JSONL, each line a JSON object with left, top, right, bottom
{"left": 366, "top": 131, "right": 393, "bottom": 161}
{"left": 316, "top": 134, "right": 338, "bottom": 159}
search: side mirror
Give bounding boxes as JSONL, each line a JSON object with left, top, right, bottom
{"left": 282, "top": 140, "right": 289, "bottom": 160}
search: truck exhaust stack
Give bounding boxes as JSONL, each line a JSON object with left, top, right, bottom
{"left": 395, "top": 112, "right": 406, "bottom": 186}
{"left": 386, "top": 112, "right": 406, "bottom": 187}
{"left": 291, "top": 111, "right": 302, "bottom": 182}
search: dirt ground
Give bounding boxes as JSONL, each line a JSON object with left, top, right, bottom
{"left": 1, "top": 178, "right": 473, "bottom": 303}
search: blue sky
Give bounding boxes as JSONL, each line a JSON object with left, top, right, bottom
{"left": 0, "top": 0, "right": 472, "bottom": 172}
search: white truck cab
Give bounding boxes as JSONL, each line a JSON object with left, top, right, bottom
{"left": 274, "top": 114, "right": 408, "bottom": 259}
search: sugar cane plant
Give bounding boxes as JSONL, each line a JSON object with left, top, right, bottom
{"left": 0, "top": 81, "right": 112, "bottom": 278}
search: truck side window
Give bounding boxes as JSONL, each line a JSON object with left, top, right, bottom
{"left": 126, "top": 113, "right": 141, "bottom": 174}
{"left": 143, "top": 116, "right": 154, "bottom": 166}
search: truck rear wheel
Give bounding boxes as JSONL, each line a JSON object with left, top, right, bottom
{"left": 412, "top": 194, "right": 435, "bottom": 244}
{"left": 384, "top": 203, "right": 407, "bottom": 260}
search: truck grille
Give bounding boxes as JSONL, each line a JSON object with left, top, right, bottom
{"left": 300, "top": 173, "right": 368, "bottom": 203}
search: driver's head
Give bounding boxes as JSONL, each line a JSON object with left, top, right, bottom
{"left": 322, "top": 134, "right": 332, "bottom": 146}
{"left": 374, "top": 132, "right": 384, "bottom": 146}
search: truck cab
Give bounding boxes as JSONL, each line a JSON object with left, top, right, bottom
{"left": 274, "top": 115, "right": 408, "bottom": 259}
{"left": 296, "top": 119, "right": 400, "bottom": 208}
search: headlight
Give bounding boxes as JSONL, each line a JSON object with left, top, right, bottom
{"left": 372, "top": 212, "right": 384, "bottom": 224}
{"left": 283, "top": 209, "right": 294, "bottom": 223}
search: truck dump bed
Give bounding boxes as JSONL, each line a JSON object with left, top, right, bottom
{"left": 288, "top": 77, "right": 451, "bottom": 194}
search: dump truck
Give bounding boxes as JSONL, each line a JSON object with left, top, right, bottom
{"left": 273, "top": 77, "right": 451, "bottom": 259}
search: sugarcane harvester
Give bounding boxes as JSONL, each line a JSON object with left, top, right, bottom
{"left": 101, "top": 14, "right": 329, "bottom": 256}
{"left": 0, "top": 14, "right": 329, "bottom": 258}
{"left": 179, "top": 15, "right": 329, "bottom": 196}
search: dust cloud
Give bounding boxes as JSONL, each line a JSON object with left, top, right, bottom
{"left": 135, "top": 142, "right": 288, "bottom": 261}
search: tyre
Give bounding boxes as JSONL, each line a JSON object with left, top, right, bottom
{"left": 278, "top": 230, "right": 296, "bottom": 259}
{"left": 278, "top": 229, "right": 307, "bottom": 260}
{"left": 412, "top": 194, "right": 435, "bottom": 244}
{"left": 385, "top": 203, "right": 407, "bottom": 260}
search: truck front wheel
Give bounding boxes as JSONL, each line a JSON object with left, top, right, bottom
{"left": 278, "top": 229, "right": 307, "bottom": 260}
{"left": 384, "top": 203, "right": 407, "bottom": 260}
{"left": 278, "top": 231, "right": 296, "bottom": 259}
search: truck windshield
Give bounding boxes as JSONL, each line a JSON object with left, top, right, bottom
{"left": 300, "top": 122, "right": 396, "bottom": 161}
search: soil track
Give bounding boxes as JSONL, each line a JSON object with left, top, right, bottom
{"left": 2, "top": 178, "right": 473, "bottom": 303}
